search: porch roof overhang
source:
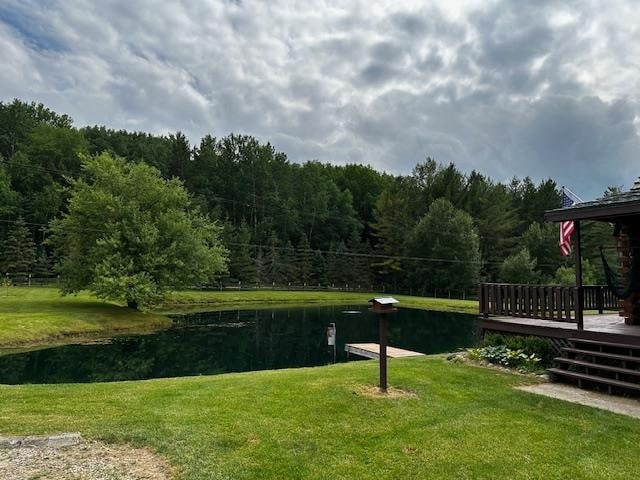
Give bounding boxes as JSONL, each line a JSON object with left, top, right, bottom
{"left": 545, "top": 185, "right": 640, "bottom": 223}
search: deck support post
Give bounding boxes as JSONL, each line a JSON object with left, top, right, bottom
{"left": 575, "top": 220, "right": 584, "bottom": 330}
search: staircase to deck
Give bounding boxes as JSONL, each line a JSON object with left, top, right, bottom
{"left": 549, "top": 338, "right": 640, "bottom": 396}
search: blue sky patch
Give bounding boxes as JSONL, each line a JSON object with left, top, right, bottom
{"left": 0, "top": 5, "right": 67, "bottom": 53}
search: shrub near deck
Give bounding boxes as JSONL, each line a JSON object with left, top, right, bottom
{"left": 0, "top": 356, "right": 638, "bottom": 480}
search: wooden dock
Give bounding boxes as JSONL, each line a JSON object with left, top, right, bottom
{"left": 344, "top": 343, "right": 425, "bottom": 360}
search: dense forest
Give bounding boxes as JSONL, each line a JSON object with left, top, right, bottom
{"left": 0, "top": 99, "right": 617, "bottom": 297}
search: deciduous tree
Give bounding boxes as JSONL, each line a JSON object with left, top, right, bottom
{"left": 48, "top": 153, "right": 227, "bottom": 308}
{"left": 406, "top": 198, "right": 480, "bottom": 294}
{"left": 499, "top": 248, "right": 539, "bottom": 284}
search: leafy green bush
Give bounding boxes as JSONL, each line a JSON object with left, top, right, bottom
{"left": 505, "top": 336, "right": 554, "bottom": 365}
{"left": 481, "top": 334, "right": 554, "bottom": 366}
{"left": 468, "top": 344, "right": 542, "bottom": 372}
{"left": 482, "top": 333, "right": 508, "bottom": 347}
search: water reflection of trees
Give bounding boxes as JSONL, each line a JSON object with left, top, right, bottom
{"left": 0, "top": 307, "right": 476, "bottom": 384}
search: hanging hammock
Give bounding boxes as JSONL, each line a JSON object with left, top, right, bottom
{"left": 600, "top": 245, "right": 640, "bottom": 299}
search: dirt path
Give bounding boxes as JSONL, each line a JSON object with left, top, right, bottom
{"left": 0, "top": 440, "right": 172, "bottom": 480}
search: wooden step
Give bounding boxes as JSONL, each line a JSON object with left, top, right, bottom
{"left": 554, "top": 357, "right": 640, "bottom": 377}
{"left": 561, "top": 347, "right": 640, "bottom": 363}
{"left": 568, "top": 338, "right": 640, "bottom": 351}
{"left": 548, "top": 368, "right": 640, "bottom": 391}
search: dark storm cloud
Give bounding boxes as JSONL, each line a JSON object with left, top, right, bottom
{"left": 512, "top": 96, "right": 639, "bottom": 195}
{"left": 471, "top": 2, "right": 556, "bottom": 68}
{"left": 369, "top": 41, "right": 406, "bottom": 64}
{"left": 390, "top": 12, "right": 429, "bottom": 37}
{"left": 0, "top": 0, "right": 638, "bottom": 199}
{"left": 480, "top": 25, "right": 554, "bottom": 68}
{"left": 389, "top": 8, "right": 467, "bottom": 40}
{"left": 358, "top": 63, "right": 398, "bottom": 85}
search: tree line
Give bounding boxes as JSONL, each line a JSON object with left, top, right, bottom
{"left": 0, "top": 99, "right": 617, "bottom": 296}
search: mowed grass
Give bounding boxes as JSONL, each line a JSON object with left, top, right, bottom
{"left": 0, "top": 287, "right": 169, "bottom": 347}
{"left": 164, "top": 289, "right": 478, "bottom": 314}
{"left": 0, "top": 287, "right": 477, "bottom": 347}
{"left": 0, "top": 356, "right": 638, "bottom": 479}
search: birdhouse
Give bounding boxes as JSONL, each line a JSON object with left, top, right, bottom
{"left": 369, "top": 297, "right": 399, "bottom": 314}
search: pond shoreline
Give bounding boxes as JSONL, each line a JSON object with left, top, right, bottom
{"left": 0, "top": 287, "right": 478, "bottom": 350}
{"left": 0, "top": 305, "right": 478, "bottom": 384}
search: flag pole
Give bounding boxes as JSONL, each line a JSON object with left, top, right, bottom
{"left": 563, "top": 186, "right": 583, "bottom": 203}
{"left": 561, "top": 185, "right": 583, "bottom": 328}
{"left": 560, "top": 186, "right": 565, "bottom": 248}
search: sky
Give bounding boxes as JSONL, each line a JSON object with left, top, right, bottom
{"left": 1, "top": 0, "right": 639, "bottom": 200}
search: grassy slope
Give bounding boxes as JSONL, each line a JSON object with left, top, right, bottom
{"left": 0, "top": 287, "right": 170, "bottom": 347}
{"left": 0, "top": 356, "right": 637, "bottom": 479}
{"left": 0, "top": 287, "right": 478, "bottom": 347}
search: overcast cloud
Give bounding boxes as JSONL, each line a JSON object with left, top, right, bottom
{"left": 1, "top": 0, "right": 639, "bottom": 199}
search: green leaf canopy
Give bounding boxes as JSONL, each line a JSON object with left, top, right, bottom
{"left": 49, "top": 152, "right": 227, "bottom": 308}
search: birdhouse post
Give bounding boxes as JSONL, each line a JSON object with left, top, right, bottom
{"left": 369, "top": 297, "right": 398, "bottom": 392}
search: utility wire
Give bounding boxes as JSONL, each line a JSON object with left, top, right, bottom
{"left": 0, "top": 216, "right": 573, "bottom": 268}
{"left": 0, "top": 158, "right": 527, "bottom": 242}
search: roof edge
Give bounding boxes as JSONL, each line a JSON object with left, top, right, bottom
{"left": 545, "top": 201, "right": 640, "bottom": 222}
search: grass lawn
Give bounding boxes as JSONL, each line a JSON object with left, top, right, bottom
{"left": 0, "top": 356, "right": 638, "bottom": 479}
{"left": 0, "top": 287, "right": 477, "bottom": 348}
{"left": 163, "top": 289, "right": 478, "bottom": 314}
{"left": 0, "top": 287, "right": 169, "bottom": 348}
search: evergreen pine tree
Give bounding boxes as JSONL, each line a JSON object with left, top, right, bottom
{"left": 311, "top": 249, "right": 327, "bottom": 286}
{"left": 326, "top": 241, "right": 349, "bottom": 286}
{"left": 254, "top": 247, "right": 265, "bottom": 285}
{"left": 2, "top": 217, "right": 36, "bottom": 280}
{"left": 346, "top": 231, "right": 372, "bottom": 287}
{"left": 264, "top": 235, "right": 285, "bottom": 285}
{"left": 223, "top": 222, "right": 257, "bottom": 284}
{"left": 33, "top": 249, "right": 53, "bottom": 279}
{"left": 281, "top": 240, "right": 298, "bottom": 284}
{"left": 295, "top": 233, "right": 313, "bottom": 285}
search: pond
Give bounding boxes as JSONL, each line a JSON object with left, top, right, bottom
{"left": 0, "top": 305, "right": 478, "bottom": 384}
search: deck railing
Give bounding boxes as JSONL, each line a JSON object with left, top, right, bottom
{"left": 479, "top": 284, "right": 617, "bottom": 322}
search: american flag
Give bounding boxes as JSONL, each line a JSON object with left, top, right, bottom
{"left": 559, "top": 189, "right": 574, "bottom": 256}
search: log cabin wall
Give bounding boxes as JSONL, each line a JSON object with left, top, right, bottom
{"left": 617, "top": 223, "right": 640, "bottom": 325}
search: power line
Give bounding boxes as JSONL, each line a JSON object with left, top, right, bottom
{"left": 0, "top": 159, "right": 77, "bottom": 177}
{"left": 223, "top": 241, "right": 571, "bottom": 268}
{"left": 0, "top": 218, "right": 108, "bottom": 234}
{"left": 0, "top": 157, "right": 516, "bottom": 242}
{"left": 0, "top": 156, "right": 583, "bottom": 268}
{"left": 226, "top": 240, "right": 488, "bottom": 265}
{"left": 0, "top": 216, "right": 573, "bottom": 268}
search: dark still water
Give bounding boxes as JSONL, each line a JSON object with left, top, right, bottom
{"left": 0, "top": 305, "right": 477, "bottom": 384}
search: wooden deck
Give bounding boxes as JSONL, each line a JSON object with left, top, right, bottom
{"left": 344, "top": 343, "right": 425, "bottom": 360}
{"left": 480, "top": 313, "right": 640, "bottom": 346}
